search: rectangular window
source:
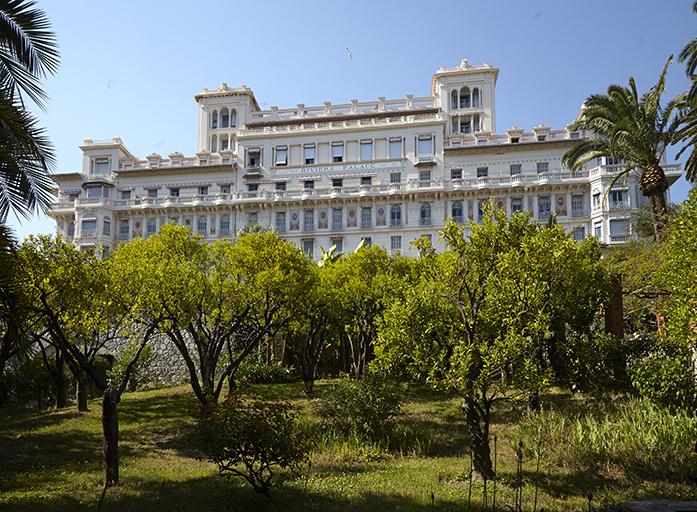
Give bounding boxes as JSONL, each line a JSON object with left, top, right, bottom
{"left": 594, "top": 221, "right": 602, "bottom": 238}
{"left": 332, "top": 178, "right": 343, "bottom": 188}
{"left": 220, "top": 139, "right": 229, "bottom": 151}
{"left": 332, "top": 143, "right": 343, "bottom": 163}
{"left": 538, "top": 197, "right": 551, "bottom": 218}
{"left": 276, "top": 212, "right": 286, "bottom": 233}
{"left": 82, "top": 220, "right": 97, "bottom": 234}
{"left": 451, "top": 169, "right": 462, "bottom": 180}
{"left": 361, "top": 176, "right": 372, "bottom": 186}
{"left": 275, "top": 182, "right": 286, "bottom": 191}
{"left": 537, "top": 162, "right": 549, "bottom": 174}
{"left": 362, "top": 237, "right": 372, "bottom": 247}
{"left": 390, "top": 172, "right": 401, "bottom": 183}
{"left": 103, "top": 220, "right": 111, "bottom": 236}
{"left": 391, "top": 236, "right": 402, "bottom": 251}
{"left": 304, "top": 180, "right": 314, "bottom": 189}
{"left": 511, "top": 198, "right": 523, "bottom": 212}
{"left": 610, "top": 190, "right": 626, "bottom": 203}
{"left": 247, "top": 183, "right": 258, "bottom": 192}
{"left": 304, "top": 145, "right": 315, "bottom": 165}
{"left": 593, "top": 193, "right": 601, "bottom": 209}
{"left": 148, "top": 189, "right": 157, "bottom": 198}
{"left": 537, "top": 135, "right": 546, "bottom": 142}
{"left": 248, "top": 212, "right": 258, "bottom": 225}
{"left": 303, "top": 240, "right": 313, "bottom": 258}
{"left": 95, "top": 158, "right": 109, "bottom": 174}
{"left": 510, "top": 164, "right": 522, "bottom": 175}
{"left": 360, "top": 140, "right": 372, "bottom": 161}
{"left": 331, "top": 238, "right": 343, "bottom": 253}
{"left": 389, "top": 139, "right": 401, "bottom": 159}
{"left": 199, "top": 186, "right": 208, "bottom": 196}
{"left": 87, "top": 186, "right": 101, "bottom": 198}
{"left": 121, "top": 190, "right": 131, "bottom": 200}
{"left": 304, "top": 210, "right": 314, "bottom": 231}
{"left": 420, "top": 170, "right": 431, "bottom": 181}
{"left": 573, "top": 226, "right": 586, "bottom": 241}
{"left": 477, "top": 167, "right": 488, "bottom": 178}
{"left": 170, "top": 188, "right": 180, "bottom": 197}
{"left": 103, "top": 187, "right": 110, "bottom": 199}
{"left": 275, "top": 147, "right": 287, "bottom": 166}
{"left": 248, "top": 149, "right": 260, "bottom": 167}
{"left": 418, "top": 136, "right": 432, "bottom": 156}
{"left": 332, "top": 209, "right": 343, "bottom": 230}
{"left": 361, "top": 207, "right": 372, "bottom": 229}
{"left": 220, "top": 184, "right": 230, "bottom": 194}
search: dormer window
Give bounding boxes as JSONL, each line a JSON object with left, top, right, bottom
{"left": 94, "top": 158, "right": 109, "bottom": 175}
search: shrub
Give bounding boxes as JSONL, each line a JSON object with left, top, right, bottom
{"left": 189, "top": 391, "right": 311, "bottom": 496}
{"left": 313, "top": 373, "right": 403, "bottom": 440}
{"left": 237, "top": 360, "right": 297, "bottom": 385}
{"left": 629, "top": 352, "right": 697, "bottom": 411}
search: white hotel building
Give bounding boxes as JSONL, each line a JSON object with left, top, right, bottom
{"left": 48, "top": 60, "right": 681, "bottom": 258}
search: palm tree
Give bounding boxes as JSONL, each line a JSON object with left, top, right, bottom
{"left": 674, "top": 1, "right": 697, "bottom": 186}
{"left": 562, "top": 58, "right": 682, "bottom": 241}
{"left": 0, "top": 0, "right": 59, "bottom": 222}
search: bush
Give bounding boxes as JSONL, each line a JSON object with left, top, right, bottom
{"left": 189, "top": 391, "right": 311, "bottom": 496}
{"left": 629, "top": 352, "right": 697, "bottom": 410}
{"left": 237, "top": 360, "right": 297, "bottom": 385}
{"left": 313, "top": 373, "right": 403, "bottom": 440}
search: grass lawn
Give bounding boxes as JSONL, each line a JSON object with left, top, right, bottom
{"left": 0, "top": 382, "right": 694, "bottom": 511}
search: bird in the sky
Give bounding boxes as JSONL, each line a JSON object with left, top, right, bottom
{"left": 346, "top": 48, "right": 353, "bottom": 59}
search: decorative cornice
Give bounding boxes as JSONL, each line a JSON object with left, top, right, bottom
{"left": 115, "top": 164, "right": 233, "bottom": 178}
{"left": 444, "top": 138, "right": 578, "bottom": 156}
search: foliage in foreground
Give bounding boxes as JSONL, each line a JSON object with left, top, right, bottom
{"left": 189, "top": 390, "right": 311, "bottom": 496}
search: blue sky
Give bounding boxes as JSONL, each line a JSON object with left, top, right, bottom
{"left": 9, "top": 0, "right": 697, "bottom": 240}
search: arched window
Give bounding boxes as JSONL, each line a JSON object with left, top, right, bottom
{"left": 230, "top": 109, "right": 237, "bottom": 128}
{"left": 220, "top": 107, "right": 229, "bottom": 128}
{"left": 103, "top": 216, "right": 111, "bottom": 236}
{"left": 211, "top": 110, "right": 218, "bottom": 129}
{"left": 220, "top": 214, "right": 230, "bottom": 237}
{"left": 460, "top": 87, "right": 470, "bottom": 108}
{"left": 420, "top": 203, "right": 431, "bottom": 225}
{"left": 451, "top": 89, "right": 459, "bottom": 109}
{"left": 452, "top": 201, "right": 463, "bottom": 223}
{"left": 147, "top": 218, "right": 157, "bottom": 237}
{"left": 390, "top": 204, "right": 401, "bottom": 227}
{"left": 197, "top": 216, "right": 207, "bottom": 236}
{"left": 472, "top": 87, "right": 480, "bottom": 108}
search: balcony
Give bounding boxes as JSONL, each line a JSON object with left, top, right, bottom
{"left": 451, "top": 216, "right": 465, "bottom": 225}
{"left": 419, "top": 216, "right": 432, "bottom": 226}
{"left": 609, "top": 201, "right": 631, "bottom": 211}
{"left": 361, "top": 220, "right": 372, "bottom": 229}
{"left": 538, "top": 211, "right": 551, "bottom": 220}
{"left": 390, "top": 218, "right": 402, "bottom": 227}
{"left": 220, "top": 228, "right": 230, "bottom": 237}
{"left": 81, "top": 229, "right": 96, "bottom": 238}
{"left": 276, "top": 225, "right": 286, "bottom": 234}
{"left": 303, "top": 224, "right": 314, "bottom": 232}
{"left": 332, "top": 222, "right": 342, "bottom": 230}
{"left": 571, "top": 207, "right": 590, "bottom": 218}
{"left": 118, "top": 233, "right": 129, "bottom": 241}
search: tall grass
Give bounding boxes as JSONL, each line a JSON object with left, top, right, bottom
{"left": 517, "top": 398, "right": 697, "bottom": 482}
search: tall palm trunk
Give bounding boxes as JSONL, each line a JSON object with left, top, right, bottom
{"left": 639, "top": 163, "right": 670, "bottom": 241}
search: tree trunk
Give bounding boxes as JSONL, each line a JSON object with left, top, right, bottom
{"left": 102, "top": 388, "right": 120, "bottom": 486}
{"left": 462, "top": 396, "right": 495, "bottom": 480}
{"left": 54, "top": 352, "right": 68, "bottom": 409}
{"left": 639, "top": 163, "right": 669, "bottom": 242}
{"left": 76, "top": 374, "right": 88, "bottom": 412}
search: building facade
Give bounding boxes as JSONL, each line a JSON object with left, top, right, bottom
{"left": 48, "top": 60, "right": 682, "bottom": 258}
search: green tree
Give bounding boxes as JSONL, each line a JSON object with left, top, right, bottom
{"left": 0, "top": 0, "right": 59, "bottom": 221}
{"left": 375, "top": 208, "right": 606, "bottom": 479}
{"left": 675, "top": 1, "right": 697, "bottom": 181}
{"left": 0, "top": 225, "right": 26, "bottom": 378}
{"left": 563, "top": 58, "right": 682, "bottom": 241}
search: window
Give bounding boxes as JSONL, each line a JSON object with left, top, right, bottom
{"left": 94, "top": 158, "right": 109, "bottom": 175}
{"left": 304, "top": 145, "right": 315, "bottom": 165}
{"left": 593, "top": 192, "right": 601, "bottom": 209}
{"left": 594, "top": 221, "right": 602, "bottom": 239}
{"left": 275, "top": 182, "right": 286, "bottom": 191}
{"left": 418, "top": 136, "right": 432, "bottom": 156}
{"left": 537, "top": 162, "right": 549, "bottom": 174}
{"left": 390, "top": 204, "right": 402, "bottom": 227}
{"left": 570, "top": 132, "right": 580, "bottom": 139}
{"left": 68, "top": 193, "right": 79, "bottom": 202}
{"left": 472, "top": 87, "right": 480, "bottom": 108}
{"left": 451, "top": 169, "right": 462, "bottom": 180}
{"left": 147, "top": 218, "right": 156, "bottom": 237}
{"left": 538, "top": 197, "right": 551, "bottom": 218}
{"left": 390, "top": 172, "right": 401, "bottom": 183}
{"left": 361, "top": 176, "right": 372, "bottom": 186}
{"left": 170, "top": 188, "right": 180, "bottom": 197}
{"left": 510, "top": 137, "right": 519, "bottom": 144}
{"left": 572, "top": 226, "right": 586, "bottom": 241}
{"left": 220, "top": 214, "right": 230, "bottom": 236}
{"left": 230, "top": 109, "right": 237, "bottom": 127}
{"left": 331, "top": 238, "right": 343, "bottom": 253}
{"left": 360, "top": 140, "right": 372, "bottom": 161}
{"left": 451, "top": 201, "right": 463, "bottom": 222}
{"left": 610, "top": 189, "right": 626, "bottom": 204}
{"left": 220, "top": 139, "right": 229, "bottom": 152}
{"left": 511, "top": 198, "right": 523, "bottom": 213}
{"left": 332, "top": 209, "right": 343, "bottom": 230}
{"left": 121, "top": 190, "right": 131, "bottom": 200}
{"left": 276, "top": 212, "right": 286, "bottom": 233}
{"left": 67, "top": 223, "right": 75, "bottom": 239}
{"left": 103, "top": 217, "right": 111, "bottom": 236}
{"left": 119, "top": 220, "right": 129, "bottom": 239}
{"left": 197, "top": 216, "right": 207, "bottom": 236}
{"left": 199, "top": 186, "right": 208, "bottom": 196}
{"left": 220, "top": 184, "right": 230, "bottom": 194}
{"left": 477, "top": 167, "right": 488, "bottom": 178}
{"left": 510, "top": 164, "right": 522, "bottom": 175}
{"left": 304, "top": 180, "right": 314, "bottom": 189}
{"left": 87, "top": 186, "right": 101, "bottom": 198}
{"left": 611, "top": 219, "right": 630, "bottom": 236}
{"left": 248, "top": 183, "right": 259, "bottom": 192}
{"left": 82, "top": 219, "right": 97, "bottom": 236}
{"left": 390, "top": 138, "right": 401, "bottom": 159}
{"left": 221, "top": 107, "right": 229, "bottom": 128}
{"left": 537, "top": 135, "right": 546, "bottom": 142}
{"left": 391, "top": 236, "right": 401, "bottom": 251}
{"left": 332, "top": 178, "right": 343, "bottom": 188}
{"left": 459, "top": 86, "right": 470, "bottom": 108}
{"left": 275, "top": 146, "right": 288, "bottom": 166}
{"left": 103, "top": 186, "right": 110, "bottom": 199}
{"left": 148, "top": 189, "right": 157, "bottom": 198}
{"left": 248, "top": 213, "right": 258, "bottom": 225}
{"left": 304, "top": 210, "right": 314, "bottom": 231}
{"left": 420, "top": 203, "right": 432, "bottom": 225}
{"left": 332, "top": 143, "right": 343, "bottom": 162}
{"left": 211, "top": 111, "right": 218, "bottom": 129}
{"left": 362, "top": 237, "right": 372, "bottom": 247}
{"left": 420, "top": 170, "right": 431, "bottom": 181}
{"left": 572, "top": 196, "right": 584, "bottom": 216}
{"left": 248, "top": 149, "right": 260, "bottom": 167}
{"left": 451, "top": 89, "right": 459, "bottom": 109}
{"left": 361, "top": 207, "right": 372, "bottom": 229}
{"left": 303, "top": 240, "right": 314, "bottom": 258}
